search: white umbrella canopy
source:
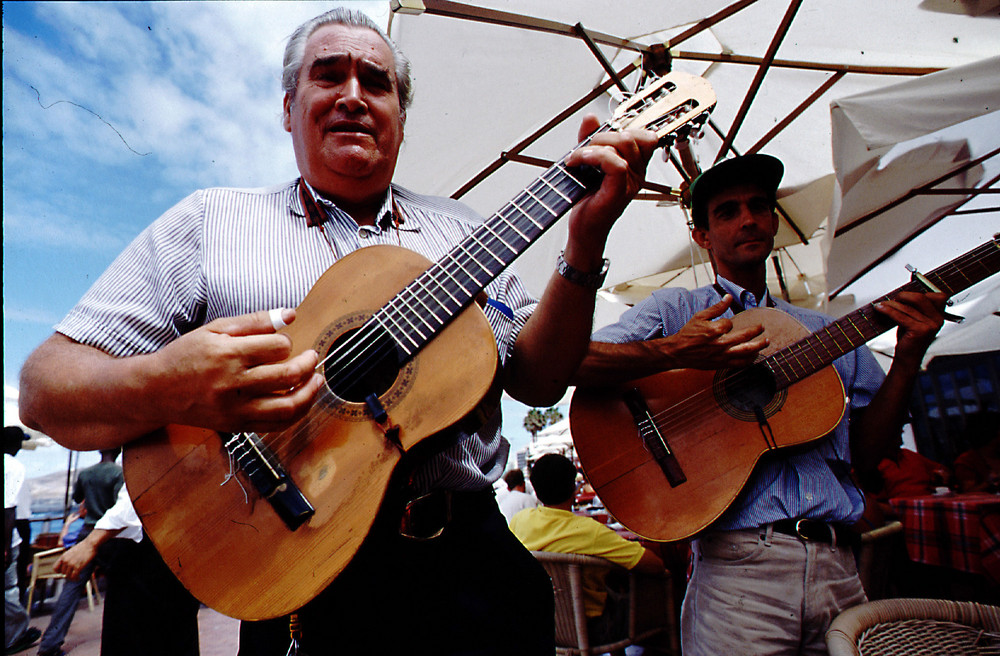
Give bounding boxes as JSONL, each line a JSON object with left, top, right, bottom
{"left": 824, "top": 57, "right": 1000, "bottom": 357}
{"left": 388, "top": 0, "right": 999, "bottom": 337}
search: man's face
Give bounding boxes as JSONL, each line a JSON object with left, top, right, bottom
{"left": 283, "top": 24, "right": 404, "bottom": 203}
{"left": 693, "top": 182, "right": 779, "bottom": 277}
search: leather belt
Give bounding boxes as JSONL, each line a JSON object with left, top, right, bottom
{"left": 769, "top": 519, "right": 859, "bottom": 547}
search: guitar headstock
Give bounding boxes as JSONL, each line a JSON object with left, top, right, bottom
{"left": 610, "top": 71, "right": 716, "bottom": 146}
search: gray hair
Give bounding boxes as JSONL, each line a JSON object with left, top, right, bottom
{"left": 282, "top": 7, "right": 413, "bottom": 122}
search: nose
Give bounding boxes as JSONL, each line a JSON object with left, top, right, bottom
{"left": 335, "top": 75, "right": 366, "bottom": 113}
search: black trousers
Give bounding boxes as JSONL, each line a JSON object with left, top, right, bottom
{"left": 238, "top": 490, "right": 554, "bottom": 656}
{"left": 101, "top": 535, "right": 201, "bottom": 656}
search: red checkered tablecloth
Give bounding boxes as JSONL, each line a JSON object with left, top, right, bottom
{"left": 889, "top": 493, "right": 1000, "bottom": 584}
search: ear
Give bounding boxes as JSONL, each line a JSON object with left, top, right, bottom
{"left": 692, "top": 226, "right": 711, "bottom": 251}
{"left": 282, "top": 93, "right": 293, "bottom": 133}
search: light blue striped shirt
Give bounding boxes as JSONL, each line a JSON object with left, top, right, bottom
{"left": 592, "top": 276, "right": 885, "bottom": 528}
{"left": 58, "top": 179, "right": 539, "bottom": 492}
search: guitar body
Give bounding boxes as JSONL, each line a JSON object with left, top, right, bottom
{"left": 124, "top": 245, "right": 500, "bottom": 620}
{"left": 571, "top": 308, "right": 847, "bottom": 542}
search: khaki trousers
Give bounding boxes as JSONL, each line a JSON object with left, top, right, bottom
{"left": 681, "top": 526, "right": 867, "bottom": 656}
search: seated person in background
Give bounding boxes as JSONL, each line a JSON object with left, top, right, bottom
{"left": 510, "top": 454, "right": 663, "bottom": 645}
{"left": 874, "top": 432, "right": 952, "bottom": 500}
{"left": 498, "top": 468, "right": 539, "bottom": 524}
{"left": 954, "top": 412, "right": 1000, "bottom": 493}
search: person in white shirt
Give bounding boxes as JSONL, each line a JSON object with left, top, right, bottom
{"left": 498, "top": 469, "right": 539, "bottom": 524}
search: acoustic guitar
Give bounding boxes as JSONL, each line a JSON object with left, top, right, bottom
{"left": 570, "top": 236, "right": 1000, "bottom": 543}
{"left": 122, "top": 71, "right": 716, "bottom": 620}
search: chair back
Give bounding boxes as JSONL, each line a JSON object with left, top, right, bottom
{"left": 530, "top": 550, "right": 678, "bottom": 656}
{"left": 826, "top": 598, "right": 1000, "bottom": 656}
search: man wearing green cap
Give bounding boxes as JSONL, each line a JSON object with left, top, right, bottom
{"left": 573, "top": 154, "right": 947, "bottom": 655}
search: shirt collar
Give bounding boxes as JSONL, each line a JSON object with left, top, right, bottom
{"left": 294, "top": 179, "right": 415, "bottom": 234}
{"left": 715, "top": 275, "right": 772, "bottom": 310}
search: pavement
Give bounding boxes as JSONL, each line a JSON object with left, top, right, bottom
{"left": 24, "top": 592, "right": 240, "bottom": 656}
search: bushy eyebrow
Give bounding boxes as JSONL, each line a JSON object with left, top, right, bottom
{"left": 307, "top": 54, "right": 394, "bottom": 89}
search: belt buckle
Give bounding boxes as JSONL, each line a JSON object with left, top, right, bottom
{"left": 794, "top": 518, "right": 836, "bottom": 544}
{"left": 399, "top": 490, "right": 451, "bottom": 541}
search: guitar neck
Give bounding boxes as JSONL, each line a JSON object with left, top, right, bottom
{"left": 766, "top": 237, "right": 1000, "bottom": 389}
{"left": 375, "top": 144, "right": 603, "bottom": 358}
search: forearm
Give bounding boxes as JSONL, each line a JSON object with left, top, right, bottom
{"left": 851, "top": 352, "right": 923, "bottom": 475}
{"left": 504, "top": 264, "right": 600, "bottom": 407}
{"left": 573, "top": 339, "right": 680, "bottom": 387}
{"left": 19, "top": 334, "right": 165, "bottom": 450}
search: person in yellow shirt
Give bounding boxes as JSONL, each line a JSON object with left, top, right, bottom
{"left": 510, "top": 453, "right": 663, "bottom": 644}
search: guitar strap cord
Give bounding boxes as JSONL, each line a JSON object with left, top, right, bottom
{"left": 753, "top": 404, "right": 778, "bottom": 451}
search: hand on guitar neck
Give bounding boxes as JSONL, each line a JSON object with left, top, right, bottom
{"left": 573, "top": 294, "right": 770, "bottom": 387}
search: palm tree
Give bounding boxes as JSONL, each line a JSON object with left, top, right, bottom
{"left": 523, "top": 408, "right": 547, "bottom": 439}
{"left": 523, "top": 406, "right": 564, "bottom": 441}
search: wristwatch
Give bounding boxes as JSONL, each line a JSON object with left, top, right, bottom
{"left": 556, "top": 252, "right": 610, "bottom": 290}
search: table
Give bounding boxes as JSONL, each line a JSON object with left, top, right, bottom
{"left": 889, "top": 493, "right": 1000, "bottom": 584}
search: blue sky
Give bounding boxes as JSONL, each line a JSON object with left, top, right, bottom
{"left": 3, "top": 1, "right": 546, "bottom": 477}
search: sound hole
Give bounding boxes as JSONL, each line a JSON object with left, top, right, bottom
{"left": 713, "top": 363, "right": 786, "bottom": 422}
{"left": 323, "top": 325, "right": 402, "bottom": 403}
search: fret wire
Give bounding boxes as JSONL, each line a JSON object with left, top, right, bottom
{"left": 523, "top": 188, "right": 558, "bottom": 217}
{"left": 383, "top": 301, "right": 429, "bottom": 343}
{"left": 509, "top": 197, "right": 545, "bottom": 230}
{"left": 843, "top": 315, "right": 868, "bottom": 341}
{"left": 831, "top": 322, "right": 857, "bottom": 352}
{"left": 496, "top": 207, "right": 532, "bottom": 242}
{"left": 396, "top": 280, "right": 450, "bottom": 333}
{"left": 419, "top": 263, "right": 464, "bottom": 308}
{"left": 433, "top": 265, "right": 477, "bottom": 306}
{"left": 436, "top": 253, "right": 480, "bottom": 297}
{"left": 766, "top": 357, "right": 791, "bottom": 388}
{"left": 466, "top": 230, "right": 508, "bottom": 267}
{"left": 816, "top": 329, "right": 837, "bottom": 359}
{"left": 451, "top": 240, "right": 496, "bottom": 282}
{"left": 538, "top": 172, "right": 573, "bottom": 204}
{"left": 480, "top": 222, "right": 522, "bottom": 255}
{"left": 557, "top": 162, "right": 589, "bottom": 192}
{"left": 372, "top": 313, "right": 417, "bottom": 356}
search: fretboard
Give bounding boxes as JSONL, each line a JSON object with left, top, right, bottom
{"left": 765, "top": 237, "right": 1000, "bottom": 390}
{"left": 374, "top": 150, "right": 603, "bottom": 357}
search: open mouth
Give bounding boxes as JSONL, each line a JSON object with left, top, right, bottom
{"left": 328, "top": 121, "right": 374, "bottom": 136}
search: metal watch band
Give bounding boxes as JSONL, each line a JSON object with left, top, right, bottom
{"left": 556, "top": 252, "right": 610, "bottom": 290}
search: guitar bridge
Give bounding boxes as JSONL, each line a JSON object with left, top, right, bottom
{"left": 222, "top": 433, "right": 315, "bottom": 531}
{"left": 622, "top": 388, "right": 687, "bottom": 487}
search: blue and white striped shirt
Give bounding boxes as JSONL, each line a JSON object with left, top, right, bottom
{"left": 592, "top": 276, "right": 885, "bottom": 528}
{"left": 58, "top": 179, "right": 539, "bottom": 492}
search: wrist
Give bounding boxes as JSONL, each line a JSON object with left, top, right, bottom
{"left": 556, "top": 251, "right": 609, "bottom": 290}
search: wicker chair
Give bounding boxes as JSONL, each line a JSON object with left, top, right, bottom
{"left": 531, "top": 550, "right": 678, "bottom": 656}
{"left": 826, "top": 598, "right": 1000, "bottom": 656}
